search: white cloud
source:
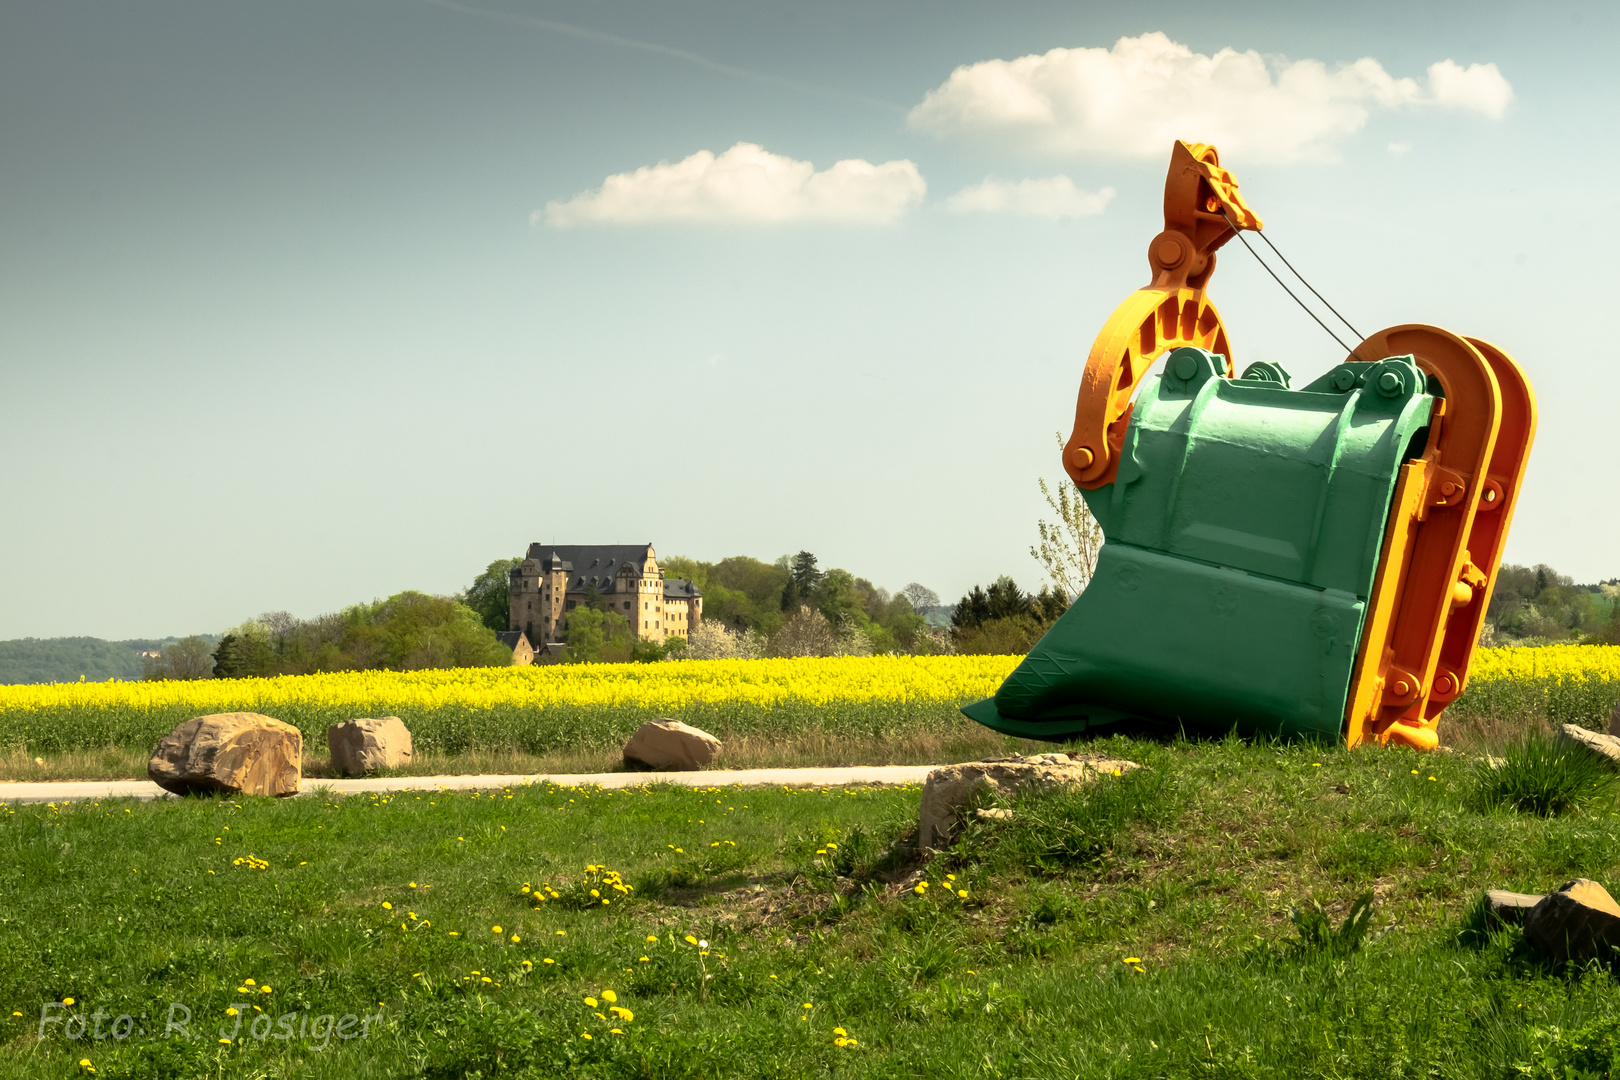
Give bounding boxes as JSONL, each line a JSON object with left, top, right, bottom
{"left": 540, "top": 142, "right": 926, "bottom": 226}
{"left": 945, "top": 176, "right": 1115, "bottom": 218}
{"left": 907, "top": 32, "right": 1513, "bottom": 163}
{"left": 1426, "top": 59, "right": 1513, "bottom": 118}
{"left": 1387, "top": 141, "right": 1412, "bottom": 157}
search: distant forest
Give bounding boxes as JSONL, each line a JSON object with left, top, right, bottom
{"left": 3, "top": 558, "right": 1613, "bottom": 685}
{"left": 0, "top": 636, "right": 216, "bottom": 685}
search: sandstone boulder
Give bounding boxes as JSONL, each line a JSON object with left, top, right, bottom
{"left": 1555, "top": 724, "right": 1620, "bottom": 768}
{"left": 328, "top": 716, "right": 414, "bottom": 775}
{"left": 918, "top": 753, "right": 1139, "bottom": 849}
{"left": 1483, "top": 889, "right": 1544, "bottom": 929}
{"left": 623, "top": 719, "right": 722, "bottom": 771}
{"left": 1524, "top": 878, "right": 1620, "bottom": 961}
{"left": 148, "top": 713, "right": 302, "bottom": 797}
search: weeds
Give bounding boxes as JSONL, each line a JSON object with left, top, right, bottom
{"left": 1285, "top": 893, "right": 1376, "bottom": 959}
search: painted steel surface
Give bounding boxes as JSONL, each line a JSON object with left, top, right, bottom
{"left": 965, "top": 349, "right": 1433, "bottom": 741}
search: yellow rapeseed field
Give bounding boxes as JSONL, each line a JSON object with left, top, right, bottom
{"left": 1450, "top": 643, "right": 1620, "bottom": 730}
{"left": 0, "top": 647, "right": 1614, "bottom": 755}
{"left": 0, "top": 655, "right": 1023, "bottom": 755}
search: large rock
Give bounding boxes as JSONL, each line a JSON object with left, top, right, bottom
{"left": 622, "top": 719, "right": 721, "bottom": 771}
{"left": 918, "top": 753, "right": 1139, "bottom": 849}
{"left": 1483, "top": 889, "right": 1544, "bottom": 929}
{"left": 1608, "top": 700, "right": 1620, "bottom": 739}
{"left": 1524, "top": 878, "right": 1620, "bottom": 961}
{"left": 328, "top": 716, "right": 414, "bottom": 775}
{"left": 1555, "top": 724, "right": 1620, "bottom": 768}
{"left": 148, "top": 713, "right": 302, "bottom": 797}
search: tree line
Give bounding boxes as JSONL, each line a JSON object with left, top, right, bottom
{"left": 1486, "top": 565, "right": 1620, "bottom": 645}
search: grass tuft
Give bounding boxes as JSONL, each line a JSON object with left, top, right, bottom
{"left": 1467, "top": 734, "right": 1620, "bottom": 817}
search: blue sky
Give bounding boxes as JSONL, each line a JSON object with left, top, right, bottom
{"left": 1, "top": 0, "right": 1614, "bottom": 639}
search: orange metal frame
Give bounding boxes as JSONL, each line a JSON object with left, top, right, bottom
{"left": 1064, "top": 140, "right": 1538, "bottom": 748}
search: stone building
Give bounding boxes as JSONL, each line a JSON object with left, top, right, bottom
{"left": 507, "top": 543, "right": 702, "bottom": 646}
{"left": 494, "top": 631, "right": 535, "bottom": 665}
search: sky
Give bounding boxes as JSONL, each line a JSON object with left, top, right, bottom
{"left": 1, "top": 0, "right": 1615, "bottom": 640}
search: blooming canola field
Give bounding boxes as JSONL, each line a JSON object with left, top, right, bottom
{"left": 0, "top": 655, "right": 1022, "bottom": 755}
{"left": 0, "top": 647, "right": 1615, "bottom": 756}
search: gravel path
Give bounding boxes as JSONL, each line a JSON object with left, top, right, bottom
{"left": 0, "top": 765, "right": 937, "bottom": 804}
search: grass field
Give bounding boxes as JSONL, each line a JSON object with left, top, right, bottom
{"left": 2, "top": 647, "right": 1618, "bottom": 782}
{"left": 9, "top": 734, "right": 1620, "bottom": 1078}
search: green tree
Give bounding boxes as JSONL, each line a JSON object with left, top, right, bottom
{"left": 212, "top": 623, "right": 276, "bottom": 679}
{"left": 789, "top": 551, "right": 822, "bottom": 596}
{"left": 466, "top": 557, "right": 522, "bottom": 632}
{"left": 949, "top": 576, "right": 1067, "bottom": 655}
{"left": 142, "top": 636, "right": 215, "bottom": 681}
{"left": 565, "top": 608, "right": 633, "bottom": 663}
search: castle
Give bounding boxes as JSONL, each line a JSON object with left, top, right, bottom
{"left": 507, "top": 543, "right": 702, "bottom": 646}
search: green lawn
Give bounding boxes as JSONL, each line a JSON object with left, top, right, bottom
{"left": 7, "top": 734, "right": 1620, "bottom": 1078}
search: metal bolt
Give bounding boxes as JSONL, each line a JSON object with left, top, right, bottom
{"left": 1331, "top": 368, "right": 1358, "bottom": 391}
{"left": 1377, "top": 370, "right": 1404, "bottom": 397}
{"left": 1393, "top": 679, "right": 1412, "bottom": 696}
{"left": 1440, "top": 482, "right": 1457, "bottom": 495}
{"left": 1173, "top": 352, "right": 1200, "bottom": 380}
{"left": 1071, "top": 446, "right": 1095, "bottom": 470}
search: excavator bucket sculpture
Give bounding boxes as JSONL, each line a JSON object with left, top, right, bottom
{"left": 963, "top": 141, "right": 1537, "bottom": 750}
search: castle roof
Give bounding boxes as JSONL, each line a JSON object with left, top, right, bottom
{"left": 663, "top": 578, "right": 702, "bottom": 599}
{"left": 513, "top": 543, "right": 701, "bottom": 598}
{"left": 524, "top": 543, "right": 652, "bottom": 576}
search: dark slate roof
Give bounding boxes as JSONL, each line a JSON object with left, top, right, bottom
{"left": 523, "top": 543, "right": 655, "bottom": 587}
{"left": 663, "top": 578, "right": 702, "bottom": 599}
{"left": 496, "top": 631, "right": 530, "bottom": 651}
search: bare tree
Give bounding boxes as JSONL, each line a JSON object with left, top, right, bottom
{"left": 767, "top": 605, "right": 841, "bottom": 658}
{"left": 900, "top": 582, "right": 939, "bottom": 614}
{"left": 1032, "top": 433, "right": 1103, "bottom": 598}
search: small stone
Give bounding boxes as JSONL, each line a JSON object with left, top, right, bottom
{"left": 918, "top": 754, "right": 1138, "bottom": 849}
{"left": 148, "top": 713, "right": 302, "bottom": 797}
{"left": 1334, "top": 782, "right": 1351, "bottom": 794}
{"left": 1524, "top": 878, "right": 1620, "bottom": 961}
{"left": 622, "top": 719, "right": 721, "bottom": 771}
{"left": 328, "top": 717, "right": 414, "bottom": 775}
{"left": 1483, "top": 889, "right": 1544, "bottom": 928}
{"left": 1555, "top": 724, "right": 1620, "bottom": 768}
